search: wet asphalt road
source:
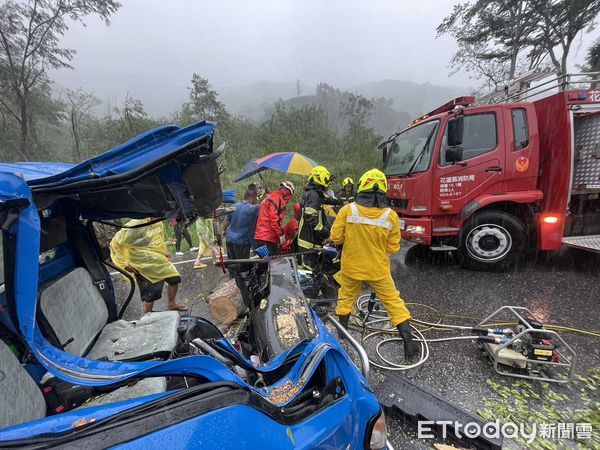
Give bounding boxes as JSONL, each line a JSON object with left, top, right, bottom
{"left": 113, "top": 245, "right": 600, "bottom": 449}
{"left": 371, "top": 244, "right": 600, "bottom": 449}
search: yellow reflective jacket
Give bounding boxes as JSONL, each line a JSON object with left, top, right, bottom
{"left": 330, "top": 203, "right": 400, "bottom": 280}
{"left": 110, "top": 218, "right": 180, "bottom": 284}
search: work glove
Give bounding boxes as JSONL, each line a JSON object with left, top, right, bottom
{"left": 396, "top": 319, "right": 416, "bottom": 359}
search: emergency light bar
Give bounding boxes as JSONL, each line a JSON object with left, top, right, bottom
{"left": 408, "top": 96, "right": 475, "bottom": 127}
{"left": 428, "top": 96, "right": 475, "bottom": 116}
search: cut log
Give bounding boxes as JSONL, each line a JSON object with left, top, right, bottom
{"left": 207, "top": 279, "right": 245, "bottom": 324}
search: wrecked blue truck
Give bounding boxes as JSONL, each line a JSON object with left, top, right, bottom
{"left": 0, "top": 122, "right": 388, "bottom": 449}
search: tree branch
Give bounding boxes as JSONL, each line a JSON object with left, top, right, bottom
{"left": 20, "top": 0, "right": 40, "bottom": 84}
{"left": 23, "top": 2, "right": 66, "bottom": 73}
{"left": 0, "top": 23, "right": 19, "bottom": 90}
{"left": 0, "top": 95, "right": 22, "bottom": 123}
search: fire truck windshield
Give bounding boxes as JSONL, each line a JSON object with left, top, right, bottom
{"left": 384, "top": 119, "right": 439, "bottom": 177}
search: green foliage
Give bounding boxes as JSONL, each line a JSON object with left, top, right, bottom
{"left": 1, "top": 70, "right": 386, "bottom": 197}
{"left": 210, "top": 84, "right": 382, "bottom": 193}
{"left": 581, "top": 39, "right": 600, "bottom": 88}
{"left": 479, "top": 370, "right": 600, "bottom": 449}
{"left": 66, "top": 88, "right": 100, "bottom": 161}
{"left": 175, "top": 74, "right": 230, "bottom": 127}
{"left": 437, "top": 0, "right": 541, "bottom": 88}
{"left": 283, "top": 82, "right": 407, "bottom": 138}
{"left": 0, "top": 0, "right": 121, "bottom": 160}
{"left": 533, "top": 0, "right": 600, "bottom": 75}
{"left": 582, "top": 39, "right": 600, "bottom": 72}
{"left": 438, "top": 0, "right": 600, "bottom": 88}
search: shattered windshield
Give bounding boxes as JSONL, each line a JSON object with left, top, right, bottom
{"left": 384, "top": 120, "right": 439, "bottom": 176}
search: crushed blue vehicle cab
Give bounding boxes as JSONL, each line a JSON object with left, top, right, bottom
{"left": 0, "top": 121, "right": 387, "bottom": 449}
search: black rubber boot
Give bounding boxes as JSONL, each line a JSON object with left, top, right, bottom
{"left": 396, "top": 319, "right": 416, "bottom": 359}
{"left": 337, "top": 315, "right": 350, "bottom": 340}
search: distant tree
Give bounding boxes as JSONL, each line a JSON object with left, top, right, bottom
{"left": 339, "top": 93, "right": 379, "bottom": 153}
{"left": 340, "top": 93, "right": 373, "bottom": 131}
{"left": 580, "top": 39, "right": 600, "bottom": 87}
{"left": 531, "top": 0, "right": 600, "bottom": 77}
{"left": 438, "top": 1, "right": 543, "bottom": 89}
{"left": 177, "top": 74, "right": 229, "bottom": 127}
{"left": 438, "top": 0, "right": 600, "bottom": 88}
{"left": 315, "top": 82, "right": 345, "bottom": 133}
{"left": 260, "top": 102, "right": 334, "bottom": 151}
{"left": 0, "top": 0, "right": 121, "bottom": 160}
{"left": 75, "top": 97, "right": 165, "bottom": 159}
{"left": 0, "top": 76, "right": 65, "bottom": 161}
{"left": 583, "top": 39, "right": 600, "bottom": 71}
{"left": 65, "top": 87, "right": 99, "bottom": 161}
{"left": 113, "top": 95, "right": 154, "bottom": 140}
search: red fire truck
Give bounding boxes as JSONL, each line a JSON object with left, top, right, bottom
{"left": 382, "top": 72, "right": 600, "bottom": 270}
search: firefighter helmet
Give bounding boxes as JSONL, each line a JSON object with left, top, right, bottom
{"left": 357, "top": 169, "right": 388, "bottom": 193}
{"left": 342, "top": 177, "right": 354, "bottom": 187}
{"left": 308, "top": 166, "right": 331, "bottom": 188}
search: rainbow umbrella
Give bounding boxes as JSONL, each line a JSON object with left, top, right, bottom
{"left": 234, "top": 152, "right": 318, "bottom": 181}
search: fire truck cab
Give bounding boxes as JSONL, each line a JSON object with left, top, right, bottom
{"left": 383, "top": 73, "right": 600, "bottom": 270}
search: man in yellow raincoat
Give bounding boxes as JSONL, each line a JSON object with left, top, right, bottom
{"left": 330, "top": 169, "right": 415, "bottom": 357}
{"left": 110, "top": 218, "right": 186, "bottom": 315}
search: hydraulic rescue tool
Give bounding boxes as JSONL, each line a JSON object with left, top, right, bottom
{"left": 356, "top": 297, "right": 576, "bottom": 384}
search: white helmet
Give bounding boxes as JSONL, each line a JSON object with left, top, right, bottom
{"left": 280, "top": 180, "right": 295, "bottom": 195}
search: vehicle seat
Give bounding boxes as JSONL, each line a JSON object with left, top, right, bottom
{"left": 39, "top": 267, "right": 180, "bottom": 361}
{"left": 0, "top": 340, "right": 167, "bottom": 430}
{"left": 0, "top": 341, "right": 46, "bottom": 428}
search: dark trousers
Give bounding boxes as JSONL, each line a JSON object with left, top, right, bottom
{"left": 253, "top": 239, "right": 279, "bottom": 256}
{"left": 301, "top": 253, "right": 324, "bottom": 299}
{"left": 175, "top": 226, "right": 193, "bottom": 252}
{"left": 227, "top": 242, "right": 251, "bottom": 260}
{"left": 227, "top": 242, "right": 251, "bottom": 278}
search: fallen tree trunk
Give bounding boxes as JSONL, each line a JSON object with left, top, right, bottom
{"left": 207, "top": 279, "right": 245, "bottom": 324}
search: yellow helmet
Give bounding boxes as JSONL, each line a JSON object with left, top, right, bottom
{"left": 342, "top": 177, "right": 354, "bottom": 187}
{"left": 308, "top": 166, "right": 331, "bottom": 188}
{"left": 357, "top": 169, "right": 388, "bottom": 193}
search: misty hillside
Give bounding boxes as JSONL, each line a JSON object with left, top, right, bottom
{"left": 349, "top": 80, "right": 469, "bottom": 116}
{"left": 218, "top": 81, "right": 300, "bottom": 121}
{"left": 217, "top": 80, "right": 468, "bottom": 119}
{"left": 272, "top": 89, "right": 411, "bottom": 138}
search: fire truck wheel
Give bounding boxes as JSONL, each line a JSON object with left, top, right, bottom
{"left": 459, "top": 211, "right": 526, "bottom": 271}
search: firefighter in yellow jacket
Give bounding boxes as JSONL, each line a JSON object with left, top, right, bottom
{"left": 330, "top": 168, "right": 415, "bottom": 357}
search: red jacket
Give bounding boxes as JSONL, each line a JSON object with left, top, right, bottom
{"left": 281, "top": 218, "right": 298, "bottom": 250}
{"left": 254, "top": 189, "right": 288, "bottom": 244}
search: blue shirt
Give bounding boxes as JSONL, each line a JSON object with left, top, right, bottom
{"left": 226, "top": 202, "right": 259, "bottom": 246}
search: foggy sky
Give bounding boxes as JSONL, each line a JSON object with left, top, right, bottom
{"left": 50, "top": 0, "right": 599, "bottom": 115}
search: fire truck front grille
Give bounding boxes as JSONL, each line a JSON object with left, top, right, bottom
{"left": 389, "top": 198, "right": 409, "bottom": 209}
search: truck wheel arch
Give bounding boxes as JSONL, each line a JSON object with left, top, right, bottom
{"left": 460, "top": 191, "right": 542, "bottom": 226}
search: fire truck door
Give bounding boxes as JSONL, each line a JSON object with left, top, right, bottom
{"left": 434, "top": 111, "right": 506, "bottom": 212}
